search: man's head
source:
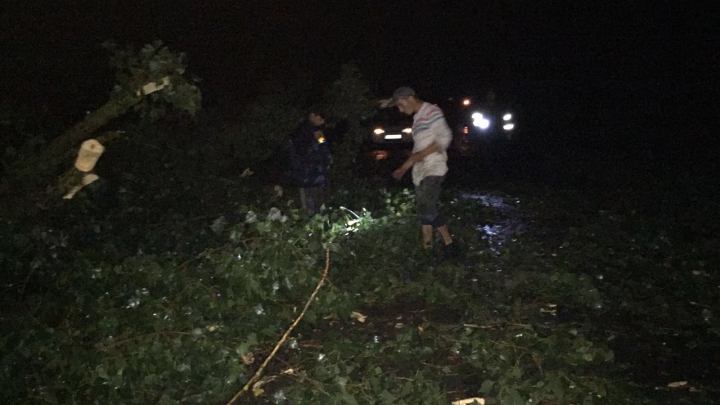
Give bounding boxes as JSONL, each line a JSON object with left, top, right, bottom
{"left": 309, "top": 111, "right": 326, "bottom": 127}
{"left": 391, "top": 87, "right": 423, "bottom": 115}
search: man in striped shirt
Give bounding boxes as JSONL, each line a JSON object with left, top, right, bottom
{"left": 390, "top": 87, "right": 459, "bottom": 259}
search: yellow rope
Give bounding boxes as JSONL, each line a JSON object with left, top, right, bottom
{"left": 226, "top": 249, "right": 331, "bottom": 405}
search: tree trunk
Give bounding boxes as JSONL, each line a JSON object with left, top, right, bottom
{"left": 12, "top": 93, "right": 142, "bottom": 179}
{"left": 46, "top": 94, "right": 142, "bottom": 163}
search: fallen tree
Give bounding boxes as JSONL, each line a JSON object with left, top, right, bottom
{"left": 10, "top": 40, "right": 202, "bottom": 182}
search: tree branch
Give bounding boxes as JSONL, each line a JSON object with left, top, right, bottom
{"left": 225, "top": 249, "right": 331, "bottom": 405}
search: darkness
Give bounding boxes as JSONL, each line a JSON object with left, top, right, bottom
{"left": 1, "top": 0, "right": 718, "bottom": 175}
{"left": 2, "top": 2, "right": 720, "bottom": 402}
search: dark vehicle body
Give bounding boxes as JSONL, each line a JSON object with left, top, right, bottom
{"left": 366, "top": 107, "right": 414, "bottom": 146}
{"left": 360, "top": 107, "right": 414, "bottom": 183}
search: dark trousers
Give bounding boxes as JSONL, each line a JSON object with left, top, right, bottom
{"left": 300, "top": 187, "right": 325, "bottom": 216}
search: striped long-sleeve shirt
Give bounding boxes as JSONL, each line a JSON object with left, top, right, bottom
{"left": 411, "top": 102, "right": 453, "bottom": 186}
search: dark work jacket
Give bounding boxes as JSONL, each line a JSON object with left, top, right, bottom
{"left": 289, "top": 121, "right": 332, "bottom": 188}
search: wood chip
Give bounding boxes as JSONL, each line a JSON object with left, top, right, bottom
{"left": 350, "top": 311, "right": 367, "bottom": 323}
{"left": 452, "top": 398, "right": 485, "bottom": 405}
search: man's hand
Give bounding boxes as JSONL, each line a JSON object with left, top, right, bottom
{"left": 392, "top": 141, "right": 440, "bottom": 181}
{"left": 378, "top": 98, "right": 394, "bottom": 108}
{"left": 392, "top": 163, "right": 411, "bottom": 180}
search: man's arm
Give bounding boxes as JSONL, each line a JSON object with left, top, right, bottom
{"left": 396, "top": 142, "right": 440, "bottom": 170}
{"left": 393, "top": 111, "right": 452, "bottom": 179}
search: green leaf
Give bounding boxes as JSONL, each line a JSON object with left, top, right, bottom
{"left": 96, "top": 365, "right": 110, "bottom": 380}
{"left": 479, "top": 379, "right": 494, "bottom": 394}
{"left": 379, "top": 389, "right": 395, "bottom": 404}
{"left": 340, "top": 391, "right": 358, "bottom": 405}
{"left": 504, "top": 388, "right": 525, "bottom": 405}
{"left": 399, "top": 380, "right": 414, "bottom": 397}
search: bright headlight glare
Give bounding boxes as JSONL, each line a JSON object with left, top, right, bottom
{"left": 503, "top": 113, "right": 512, "bottom": 121}
{"left": 503, "top": 123, "right": 515, "bottom": 131}
{"left": 373, "top": 128, "right": 385, "bottom": 135}
{"left": 402, "top": 127, "right": 412, "bottom": 134}
{"left": 473, "top": 118, "right": 490, "bottom": 130}
{"left": 471, "top": 112, "right": 483, "bottom": 120}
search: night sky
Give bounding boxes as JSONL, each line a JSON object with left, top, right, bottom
{"left": 2, "top": 1, "right": 718, "bottom": 161}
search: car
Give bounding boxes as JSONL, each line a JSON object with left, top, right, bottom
{"left": 358, "top": 107, "right": 414, "bottom": 181}
{"left": 366, "top": 107, "right": 414, "bottom": 146}
{"left": 448, "top": 91, "right": 519, "bottom": 145}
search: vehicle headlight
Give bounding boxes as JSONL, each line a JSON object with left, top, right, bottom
{"left": 402, "top": 127, "right": 412, "bottom": 134}
{"left": 503, "top": 113, "right": 512, "bottom": 121}
{"left": 373, "top": 128, "right": 385, "bottom": 135}
{"left": 503, "top": 123, "right": 515, "bottom": 131}
{"left": 471, "top": 112, "right": 483, "bottom": 120}
{"left": 473, "top": 117, "right": 490, "bottom": 130}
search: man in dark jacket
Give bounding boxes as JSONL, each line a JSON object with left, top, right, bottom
{"left": 289, "top": 111, "right": 332, "bottom": 216}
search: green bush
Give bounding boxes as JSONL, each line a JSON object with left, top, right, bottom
{"left": 321, "top": 64, "right": 377, "bottom": 188}
{"left": 220, "top": 94, "right": 305, "bottom": 171}
{"left": 1, "top": 188, "right": 631, "bottom": 405}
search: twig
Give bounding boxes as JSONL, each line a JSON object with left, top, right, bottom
{"left": 462, "top": 322, "right": 533, "bottom": 330}
{"left": 18, "top": 266, "right": 38, "bottom": 298}
{"left": 172, "top": 244, "right": 230, "bottom": 272}
{"left": 97, "top": 331, "right": 192, "bottom": 351}
{"left": 225, "top": 249, "right": 331, "bottom": 405}
{"left": 283, "top": 370, "right": 332, "bottom": 397}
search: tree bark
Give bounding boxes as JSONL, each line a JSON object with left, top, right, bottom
{"left": 46, "top": 94, "right": 142, "bottom": 163}
{"left": 11, "top": 93, "right": 141, "bottom": 179}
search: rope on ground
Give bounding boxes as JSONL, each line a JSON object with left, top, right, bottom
{"left": 225, "top": 249, "right": 331, "bottom": 405}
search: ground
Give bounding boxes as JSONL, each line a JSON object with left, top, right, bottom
{"left": 1, "top": 171, "right": 718, "bottom": 405}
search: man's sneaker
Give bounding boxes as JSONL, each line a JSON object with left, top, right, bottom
{"left": 442, "top": 242, "right": 461, "bottom": 260}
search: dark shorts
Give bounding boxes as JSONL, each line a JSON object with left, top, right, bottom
{"left": 415, "top": 175, "right": 445, "bottom": 228}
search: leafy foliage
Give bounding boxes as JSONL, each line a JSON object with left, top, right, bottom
{"left": 4, "top": 40, "right": 203, "bottom": 184}
{"left": 219, "top": 93, "right": 304, "bottom": 170}
{"left": 321, "top": 64, "right": 376, "bottom": 125}
{"left": 201, "top": 64, "right": 377, "bottom": 185}
{"left": 321, "top": 64, "right": 377, "bottom": 188}
{"left": 1, "top": 85, "right": 718, "bottom": 405}
{"left": 104, "top": 40, "right": 202, "bottom": 119}
{"left": 5, "top": 181, "right": 690, "bottom": 405}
